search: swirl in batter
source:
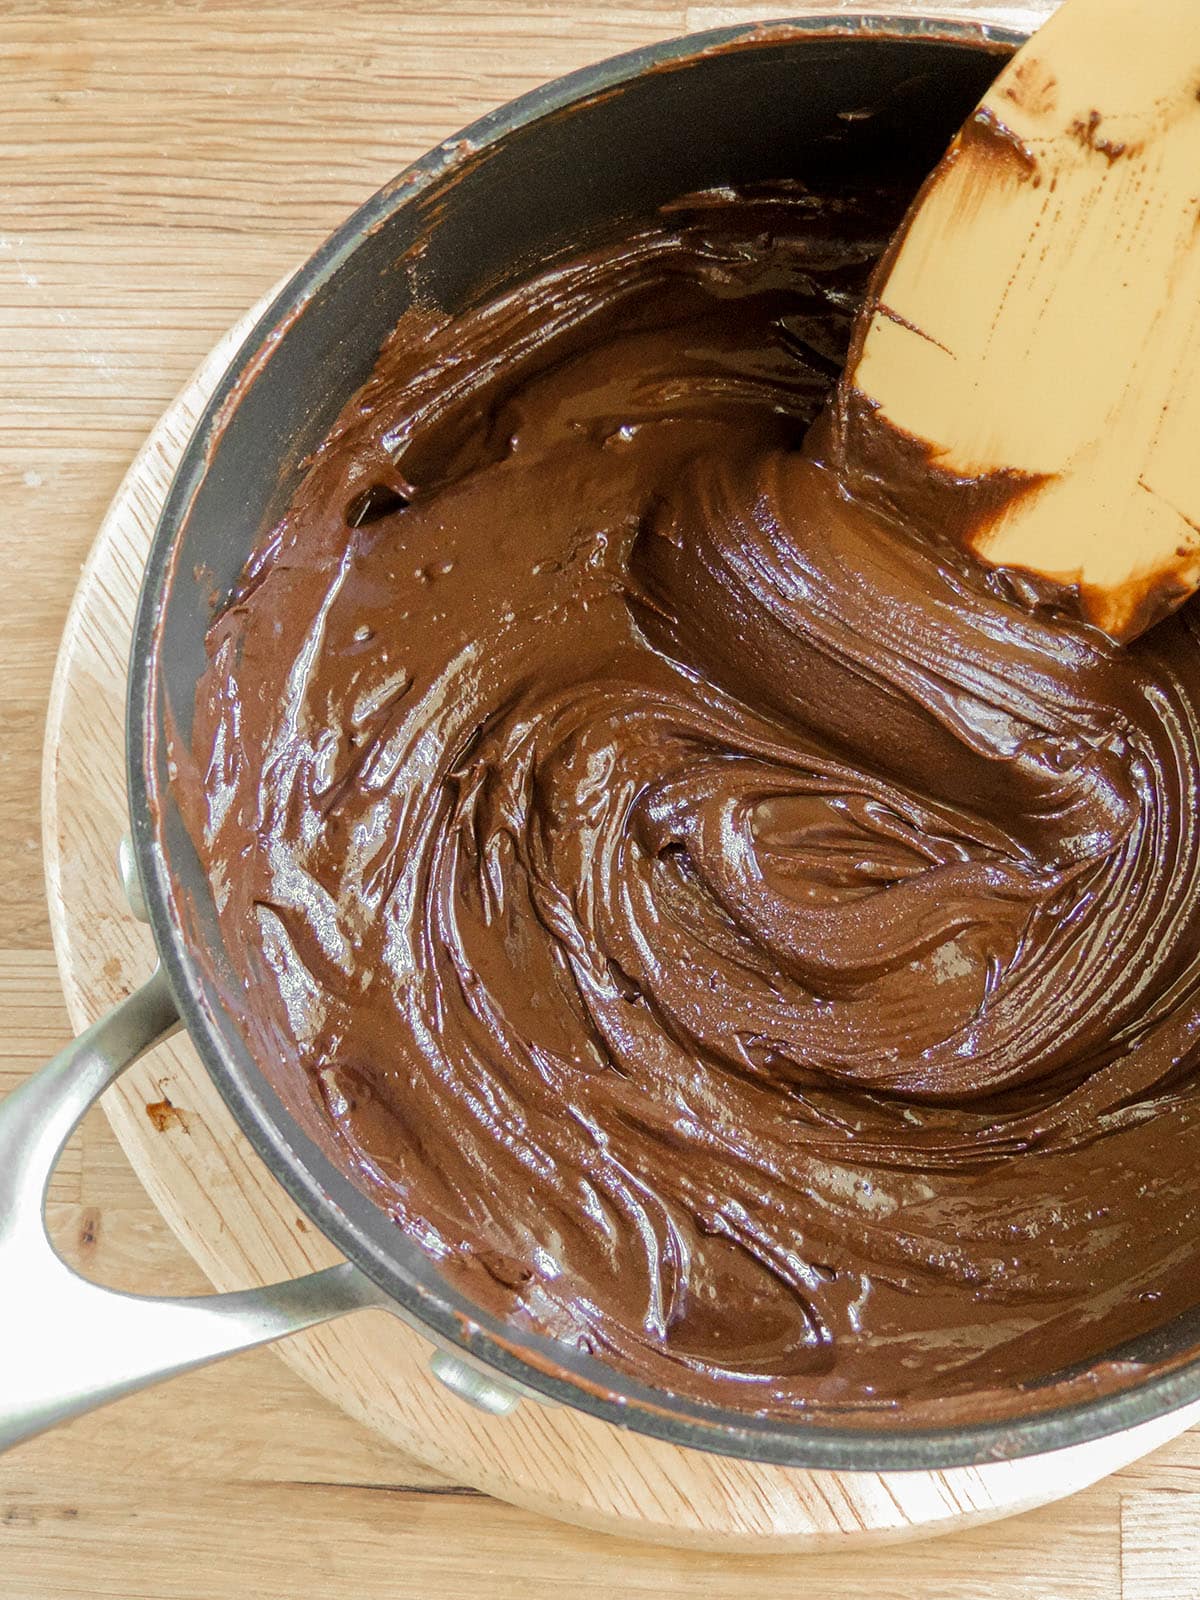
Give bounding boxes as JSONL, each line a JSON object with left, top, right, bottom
{"left": 180, "top": 184, "right": 1200, "bottom": 1416}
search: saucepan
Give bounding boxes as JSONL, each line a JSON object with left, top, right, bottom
{"left": 7, "top": 7, "right": 1199, "bottom": 1472}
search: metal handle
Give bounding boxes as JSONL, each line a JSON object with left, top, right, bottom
{"left": 0, "top": 966, "right": 389, "bottom": 1453}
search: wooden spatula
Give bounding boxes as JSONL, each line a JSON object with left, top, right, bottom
{"left": 837, "top": 0, "right": 1200, "bottom": 642}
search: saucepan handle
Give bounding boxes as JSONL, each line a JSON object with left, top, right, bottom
{"left": 0, "top": 966, "right": 390, "bottom": 1453}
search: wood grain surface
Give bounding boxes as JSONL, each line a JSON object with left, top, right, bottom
{"left": 2, "top": 2, "right": 1198, "bottom": 1595}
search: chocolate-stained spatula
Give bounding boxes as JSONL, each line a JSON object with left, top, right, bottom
{"left": 838, "top": 0, "right": 1200, "bottom": 642}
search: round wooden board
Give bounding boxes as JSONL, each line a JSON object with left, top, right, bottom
{"left": 40, "top": 299, "right": 1200, "bottom": 1554}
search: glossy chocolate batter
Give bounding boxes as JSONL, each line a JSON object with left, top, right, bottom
{"left": 178, "top": 182, "right": 1200, "bottom": 1417}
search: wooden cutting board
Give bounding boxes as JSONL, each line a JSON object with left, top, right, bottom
{"left": 37, "top": 274, "right": 1200, "bottom": 1556}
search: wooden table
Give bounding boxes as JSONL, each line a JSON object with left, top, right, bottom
{"left": 2, "top": 3, "right": 1199, "bottom": 1594}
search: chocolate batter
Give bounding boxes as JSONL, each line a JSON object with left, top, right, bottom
{"left": 177, "top": 182, "right": 1200, "bottom": 1417}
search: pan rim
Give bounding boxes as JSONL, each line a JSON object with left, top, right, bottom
{"left": 126, "top": 9, "right": 1200, "bottom": 1472}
